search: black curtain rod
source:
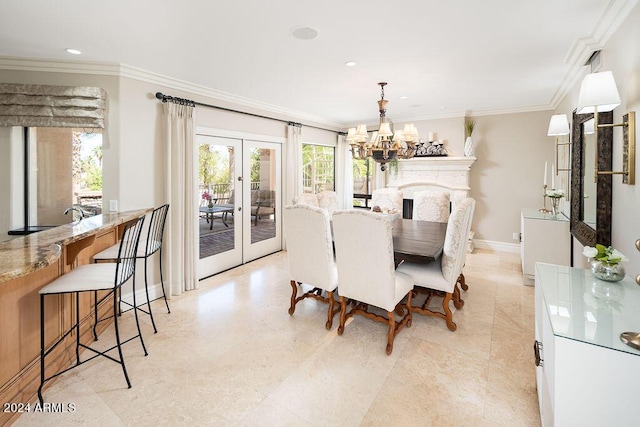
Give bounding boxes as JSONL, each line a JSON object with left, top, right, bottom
{"left": 155, "top": 92, "right": 342, "bottom": 135}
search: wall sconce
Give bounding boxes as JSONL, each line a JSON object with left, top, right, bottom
{"left": 576, "top": 71, "right": 635, "bottom": 185}
{"left": 547, "top": 114, "right": 571, "bottom": 199}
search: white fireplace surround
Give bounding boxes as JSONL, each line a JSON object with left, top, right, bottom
{"left": 387, "top": 156, "right": 476, "bottom": 250}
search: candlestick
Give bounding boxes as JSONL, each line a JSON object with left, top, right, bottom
{"left": 551, "top": 164, "right": 555, "bottom": 189}
{"left": 544, "top": 161, "right": 548, "bottom": 186}
{"left": 539, "top": 184, "right": 551, "bottom": 213}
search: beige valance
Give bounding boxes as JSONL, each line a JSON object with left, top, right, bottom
{"left": 0, "top": 83, "right": 107, "bottom": 128}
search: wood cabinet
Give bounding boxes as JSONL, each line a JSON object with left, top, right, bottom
{"left": 534, "top": 263, "right": 640, "bottom": 426}
{"left": 521, "top": 209, "right": 570, "bottom": 285}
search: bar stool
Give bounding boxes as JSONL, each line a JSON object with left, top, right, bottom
{"left": 38, "top": 216, "right": 147, "bottom": 404}
{"left": 92, "top": 204, "right": 170, "bottom": 333}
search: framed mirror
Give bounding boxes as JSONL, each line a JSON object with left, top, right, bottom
{"left": 570, "top": 110, "right": 613, "bottom": 247}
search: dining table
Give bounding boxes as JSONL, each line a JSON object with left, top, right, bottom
{"left": 391, "top": 217, "right": 447, "bottom": 264}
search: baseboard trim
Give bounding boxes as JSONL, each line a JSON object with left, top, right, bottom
{"left": 473, "top": 239, "right": 521, "bottom": 254}
{"left": 120, "top": 282, "right": 165, "bottom": 308}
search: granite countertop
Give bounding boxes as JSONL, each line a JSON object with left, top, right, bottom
{"left": 0, "top": 209, "right": 151, "bottom": 284}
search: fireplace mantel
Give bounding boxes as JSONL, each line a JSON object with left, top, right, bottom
{"left": 387, "top": 156, "right": 476, "bottom": 251}
{"left": 387, "top": 156, "right": 476, "bottom": 196}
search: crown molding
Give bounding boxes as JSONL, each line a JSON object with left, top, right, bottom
{"left": 0, "top": 56, "right": 342, "bottom": 129}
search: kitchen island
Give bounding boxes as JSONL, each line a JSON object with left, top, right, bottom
{"left": 0, "top": 209, "right": 150, "bottom": 426}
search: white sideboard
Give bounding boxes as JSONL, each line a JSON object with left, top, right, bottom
{"left": 534, "top": 263, "right": 640, "bottom": 426}
{"left": 521, "top": 209, "right": 570, "bottom": 285}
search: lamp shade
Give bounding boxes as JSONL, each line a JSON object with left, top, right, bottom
{"left": 355, "top": 124, "right": 368, "bottom": 143}
{"left": 378, "top": 122, "right": 393, "bottom": 137}
{"left": 346, "top": 127, "right": 356, "bottom": 142}
{"left": 576, "top": 71, "right": 621, "bottom": 114}
{"left": 547, "top": 114, "right": 570, "bottom": 136}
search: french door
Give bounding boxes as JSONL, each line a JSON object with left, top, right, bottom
{"left": 196, "top": 130, "right": 282, "bottom": 279}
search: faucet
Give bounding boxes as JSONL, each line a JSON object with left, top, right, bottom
{"left": 64, "top": 205, "right": 85, "bottom": 221}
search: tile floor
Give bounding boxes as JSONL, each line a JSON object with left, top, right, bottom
{"left": 14, "top": 249, "right": 540, "bottom": 426}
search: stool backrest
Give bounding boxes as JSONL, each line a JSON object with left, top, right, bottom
{"left": 146, "top": 204, "right": 170, "bottom": 256}
{"left": 116, "top": 216, "right": 145, "bottom": 288}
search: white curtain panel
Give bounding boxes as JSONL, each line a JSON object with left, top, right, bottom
{"left": 284, "top": 124, "right": 303, "bottom": 206}
{"left": 162, "top": 102, "right": 198, "bottom": 295}
{"left": 335, "top": 133, "right": 353, "bottom": 209}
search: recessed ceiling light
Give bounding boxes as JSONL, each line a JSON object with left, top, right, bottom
{"left": 292, "top": 27, "right": 318, "bottom": 40}
{"left": 345, "top": 61, "right": 356, "bottom": 67}
{"left": 399, "top": 96, "right": 408, "bottom": 99}
{"left": 65, "top": 48, "right": 82, "bottom": 55}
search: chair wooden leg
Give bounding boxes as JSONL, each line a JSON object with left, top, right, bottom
{"left": 386, "top": 311, "right": 395, "bottom": 355}
{"left": 338, "top": 296, "right": 347, "bottom": 335}
{"left": 288, "top": 280, "right": 298, "bottom": 315}
{"left": 326, "top": 291, "right": 335, "bottom": 330}
{"left": 453, "top": 284, "right": 464, "bottom": 309}
{"left": 442, "top": 292, "right": 457, "bottom": 331}
{"left": 458, "top": 273, "right": 468, "bottom": 291}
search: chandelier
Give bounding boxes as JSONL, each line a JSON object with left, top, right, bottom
{"left": 346, "top": 82, "right": 419, "bottom": 171}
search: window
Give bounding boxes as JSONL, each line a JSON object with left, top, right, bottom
{"left": 2, "top": 127, "right": 103, "bottom": 237}
{"left": 302, "top": 144, "right": 334, "bottom": 192}
{"left": 352, "top": 157, "right": 373, "bottom": 208}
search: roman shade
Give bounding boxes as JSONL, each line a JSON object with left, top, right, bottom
{"left": 0, "top": 83, "right": 107, "bottom": 128}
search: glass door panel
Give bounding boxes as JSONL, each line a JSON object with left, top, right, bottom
{"left": 243, "top": 140, "right": 281, "bottom": 262}
{"left": 197, "top": 135, "right": 242, "bottom": 278}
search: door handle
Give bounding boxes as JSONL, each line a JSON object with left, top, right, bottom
{"left": 533, "top": 340, "right": 543, "bottom": 367}
{"left": 238, "top": 176, "right": 243, "bottom": 181}
{"left": 238, "top": 207, "right": 242, "bottom": 212}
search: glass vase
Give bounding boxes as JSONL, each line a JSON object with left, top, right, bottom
{"left": 549, "top": 197, "right": 560, "bottom": 217}
{"left": 590, "top": 258, "right": 625, "bottom": 282}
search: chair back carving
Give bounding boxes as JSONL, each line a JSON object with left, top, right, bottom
{"left": 412, "top": 190, "right": 450, "bottom": 222}
{"left": 440, "top": 198, "right": 474, "bottom": 285}
{"left": 283, "top": 204, "right": 337, "bottom": 291}
{"left": 332, "top": 210, "right": 398, "bottom": 312}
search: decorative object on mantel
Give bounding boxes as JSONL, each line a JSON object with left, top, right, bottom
{"left": 463, "top": 116, "right": 476, "bottom": 157}
{"left": 346, "top": 82, "right": 419, "bottom": 171}
{"left": 415, "top": 139, "right": 448, "bottom": 157}
{"left": 545, "top": 188, "right": 564, "bottom": 217}
{"left": 583, "top": 243, "right": 628, "bottom": 282}
{"left": 620, "top": 239, "right": 640, "bottom": 350}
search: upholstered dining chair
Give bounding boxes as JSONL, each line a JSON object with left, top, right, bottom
{"left": 294, "top": 192, "right": 320, "bottom": 207}
{"left": 317, "top": 190, "right": 339, "bottom": 215}
{"left": 92, "top": 204, "right": 171, "bottom": 334}
{"left": 283, "top": 204, "right": 339, "bottom": 329}
{"left": 371, "top": 188, "right": 403, "bottom": 215}
{"left": 412, "top": 190, "right": 450, "bottom": 223}
{"left": 38, "top": 215, "right": 147, "bottom": 404}
{"left": 455, "top": 198, "right": 476, "bottom": 299}
{"left": 332, "top": 210, "right": 414, "bottom": 355}
{"left": 396, "top": 198, "right": 475, "bottom": 331}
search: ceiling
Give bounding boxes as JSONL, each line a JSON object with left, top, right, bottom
{"left": 0, "top": 0, "right": 636, "bottom": 127}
